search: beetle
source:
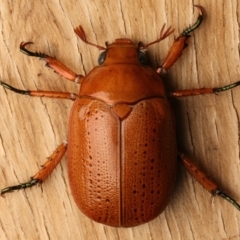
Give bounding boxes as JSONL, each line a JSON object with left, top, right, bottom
{"left": 1, "top": 5, "right": 240, "bottom": 227}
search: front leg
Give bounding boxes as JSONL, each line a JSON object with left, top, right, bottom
{"left": 157, "top": 5, "right": 203, "bottom": 73}
{"left": 20, "top": 42, "right": 84, "bottom": 83}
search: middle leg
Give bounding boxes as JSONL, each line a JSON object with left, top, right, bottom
{"left": 170, "top": 81, "right": 240, "bottom": 97}
{"left": 0, "top": 81, "right": 78, "bottom": 100}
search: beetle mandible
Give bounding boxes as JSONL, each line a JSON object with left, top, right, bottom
{"left": 1, "top": 5, "right": 240, "bottom": 227}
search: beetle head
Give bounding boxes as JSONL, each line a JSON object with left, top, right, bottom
{"left": 98, "top": 38, "right": 149, "bottom": 66}
{"left": 75, "top": 25, "right": 174, "bottom": 66}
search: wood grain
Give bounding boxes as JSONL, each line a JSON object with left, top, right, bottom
{"left": 0, "top": 1, "right": 240, "bottom": 239}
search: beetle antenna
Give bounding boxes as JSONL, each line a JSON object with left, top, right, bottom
{"left": 140, "top": 24, "right": 175, "bottom": 49}
{"left": 74, "top": 25, "right": 106, "bottom": 50}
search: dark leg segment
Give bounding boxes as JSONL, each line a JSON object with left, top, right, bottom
{"left": 1, "top": 179, "right": 39, "bottom": 196}
{"left": 74, "top": 26, "right": 106, "bottom": 50}
{"left": 1, "top": 142, "right": 67, "bottom": 196}
{"left": 179, "top": 5, "right": 203, "bottom": 37}
{"left": 171, "top": 81, "right": 240, "bottom": 97}
{"left": 178, "top": 152, "right": 240, "bottom": 210}
{"left": 20, "top": 42, "right": 84, "bottom": 83}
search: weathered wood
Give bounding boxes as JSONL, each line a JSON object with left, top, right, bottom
{"left": 0, "top": 1, "right": 239, "bottom": 239}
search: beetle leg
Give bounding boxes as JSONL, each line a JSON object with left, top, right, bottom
{"left": 157, "top": 5, "right": 203, "bottom": 73}
{"left": 20, "top": 42, "right": 84, "bottom": 83}
{"left": 1, "top": 142, "right": 67, "bottom": 196}
{"left": 178, "top": 152, "right": 240, "bottom": 211}
{"left": 170, "top": 80, "right": 240, "bottom": 97}
{"left": 0, "top": 81, "right": 78, "bottom": 100}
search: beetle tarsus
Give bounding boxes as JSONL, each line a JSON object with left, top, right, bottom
{"left": 179, "top": 5, "right": 203, "bottom": 37}
{"left": 0, "top": 81, "right": 30, "bottom": 95}
{"left": 20, "top": 42, "right": 48, "bottom": 58}
{"left": 20, "top": 42, "right": 83, "bottom": 82}
{"left": 1, "top": 178, "right": 40, "bottom": 196}
{"left": 213, "top": 81, "right": 240, "bottom": 93}
{"left": 215, "top": 189, "right": 240, "bottom": 211}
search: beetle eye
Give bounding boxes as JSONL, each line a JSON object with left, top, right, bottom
{"left": 138, "top": 51, "right": 148, "bottom": 65}
{"left": 98, "top": 51, "right": 107, "bottom": 65}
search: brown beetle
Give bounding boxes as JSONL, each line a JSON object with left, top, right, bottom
{"left": 1, "top": 5, "right": 240, "bottom": 227}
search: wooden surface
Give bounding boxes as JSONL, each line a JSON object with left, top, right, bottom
{"left": 0, "top": 1, "right": 240, "bottom": 239}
